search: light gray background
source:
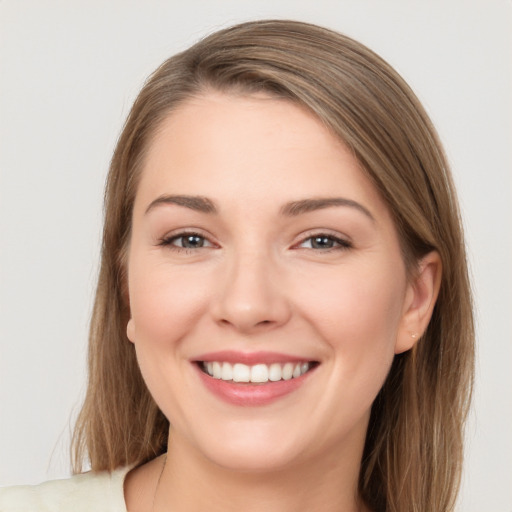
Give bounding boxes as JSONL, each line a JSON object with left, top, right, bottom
{"left": 1, "top": 1, "right": 511, "bottom": 510}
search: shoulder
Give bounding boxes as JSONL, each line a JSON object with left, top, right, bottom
{"left": 0, "top": 467, "right": 130, "bottom": 512}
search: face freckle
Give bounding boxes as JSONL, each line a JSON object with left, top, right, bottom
{"left": 126, "top": 91, "right": 414, "bottom": 472}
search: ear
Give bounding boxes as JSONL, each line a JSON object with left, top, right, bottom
{"left": 395, "top": 251, "right": 442, "bottom": 354}
{"left": 126, "top": 317, "right": 136, "bottom": 344}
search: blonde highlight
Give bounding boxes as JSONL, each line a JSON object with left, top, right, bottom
{"left": 72, "top": 20, "right": 474, "bottom": 512}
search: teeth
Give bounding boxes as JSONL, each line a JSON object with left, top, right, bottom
{"left": 269, "top": 363, "right": 282, "bottom": 382}
{"left": 202, "top": 361, "right": 312, "bottom": 383}
{"left": 213, "top": 362, "right": 222, "bottom": 379}
{"left": 251, "top": 364, "right": 268, "bottom": 383}
{"left": 233, "top": 363, "right": 250, "bottom": 382}
{"left": 282, "top": 362, "right": 294, "bottom": 380}
{"left": 221, "top": 362, "right": 233, "bottom": 381}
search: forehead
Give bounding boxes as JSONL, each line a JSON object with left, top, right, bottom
{"left": 134, "top": 92, "right": 390, "bottom": 221}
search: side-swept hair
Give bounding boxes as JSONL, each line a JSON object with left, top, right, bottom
{"left": 72, "top": 20, "right": 474, "bottom": 512}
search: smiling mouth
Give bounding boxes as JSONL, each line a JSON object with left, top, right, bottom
{"left": 197, "top": 361, "right": 319, "bottom": 384}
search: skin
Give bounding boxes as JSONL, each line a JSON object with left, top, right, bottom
{"left": 123, "top": 92, "right": 441, "bottom": 512}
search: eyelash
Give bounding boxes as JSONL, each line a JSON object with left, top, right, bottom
{"left": 296, "top": 234, "right": 353, "bottom": 252}
{"left": 159, "top": 231, "right": 213, "bottom": 252}
{"left": 158, "top": 231, "right": 352, "bottom": 253}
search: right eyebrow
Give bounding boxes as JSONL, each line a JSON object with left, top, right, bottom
{"left": 145, "top": 195, "right": 218, "bottom": 215}
{"left": 280, "top": 197, "right": 375, "bottom": 222}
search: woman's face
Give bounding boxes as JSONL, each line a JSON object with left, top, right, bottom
{"left": 126, "top": 92, "right": 419, "bottom": 472}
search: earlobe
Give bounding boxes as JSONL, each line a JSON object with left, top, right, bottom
{"left": 395, "top": 251, "right": 442, "bottom": 354}
{"left": 127, "top": 318, "right": 136, "bottom": 343}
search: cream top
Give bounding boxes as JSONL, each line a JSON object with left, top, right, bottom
{"left": 0, "top": 467, "right": 131, "bottom": 512}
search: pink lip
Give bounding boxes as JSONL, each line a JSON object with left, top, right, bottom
{"left": 193, "top": 359, "right": 318, "bottom": 407}
{"left": 193, "top": 350, "right": 311, "bottom": 365}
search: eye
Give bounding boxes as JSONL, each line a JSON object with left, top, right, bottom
{"left": 160, "top": 232, "right": 214, "bottom": 250}
{"left": 298, "top": 234, "right": 352, "bottom": 250}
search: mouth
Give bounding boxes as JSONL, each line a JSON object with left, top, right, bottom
{"left": 192, "top": 351, "right": 320, "bottom": 405}
{"left": 197, "top": 360, "right": 318, "bottom": 384}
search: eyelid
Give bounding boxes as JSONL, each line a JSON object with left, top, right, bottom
{"left": 157, "top": 228, "right": 218, "bottom": 249}
{"left": 292, "top": 229, "right": 353, "bottom": 250}
{"left": 156, "top": 228, "right": 352, "bottom": 252}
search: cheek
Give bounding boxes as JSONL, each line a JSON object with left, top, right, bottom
{"left": 296, "top": 261, "right": 406, "bottom": 379}
{"left": 126, "top": 259, "right": 213, "bottom": 424}
{"left": 126, "top": 261, "right": 214, "bottom": 426}
{"left": 127, "top": 260, "right": 210, "bottom": 348}
{"left": 303, "top": 263, "right": 404, "bottom": 333}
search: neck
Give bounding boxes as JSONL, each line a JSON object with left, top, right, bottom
{"left": 153, "top": 429, "right": 368, "bottom": 512}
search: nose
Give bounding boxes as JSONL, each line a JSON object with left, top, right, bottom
{"left": 210, "top": 249, "right": 292, "bottom": 334}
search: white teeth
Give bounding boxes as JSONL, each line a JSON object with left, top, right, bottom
{"left": 250, "top": 364, "right": 269, "bottom": 383}
{"left": 212, "top": 362, "right": 222, "bottom": 379}
{"left": 221, "top": 362, "right": 233, "bottom": 381}
{"left": 268, "top": 363, "right": 282, "bottom": 382}
{"left": 202, "top": 361, "right": 313, "bottom": 383}
{"left": 233, "top": 363, "right": 250, "bottom": 382}
{"left": 282, "top": 362, "right": 294, "bottom": 380}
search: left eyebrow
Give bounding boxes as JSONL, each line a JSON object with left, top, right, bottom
{"left": 280, "top": 197, "right": 375, "bottom": 222}
{"left": 145, "top": 194, "right": 218, "bottom": 215}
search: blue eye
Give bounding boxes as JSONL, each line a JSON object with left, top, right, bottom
{"left": 177, "top": 234, "right": 206, "bottom": 248}
{"left": 299, "top": 235, "right": 351, "bottom": 250}
{"left": 161, "top": 232, "right": 212, "bottom": 249}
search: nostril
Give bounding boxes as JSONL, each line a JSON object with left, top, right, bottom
{"left": 218, "top": 317, "right": 275, "bottom": 329}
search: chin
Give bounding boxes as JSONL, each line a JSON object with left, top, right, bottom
{"left": 186, "top": 423, "right": 309, "bottom": 473}
{"left": 204, "top": 444, "right": 301, "bottom": 474}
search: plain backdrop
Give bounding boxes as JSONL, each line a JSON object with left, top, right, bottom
{"left": 1, "top": 1, "right": 511, "bottom": 510}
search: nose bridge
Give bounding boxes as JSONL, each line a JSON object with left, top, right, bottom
{"left": 213, "top": 244, "right": 290, "bottom": 332}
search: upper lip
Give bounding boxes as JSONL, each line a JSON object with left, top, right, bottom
{"left": 192, "top": 350, "right": 318, "bottom": 365}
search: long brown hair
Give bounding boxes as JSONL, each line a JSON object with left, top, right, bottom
{"left": 72, "top": 20, "right": 474, "bottom": 512}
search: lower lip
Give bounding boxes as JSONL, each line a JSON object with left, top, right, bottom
{"left": 194, "top": 364, "right": 314, "bottom": 406}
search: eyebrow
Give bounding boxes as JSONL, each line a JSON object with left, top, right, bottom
{"left": 280, "top": 197, "right": 375, "bottom": 222}
{"left": 145, "top": 195, "right": 217, "bottom": 214}
{"left": 145, "top": 194, "right": 374, "bottom": 221}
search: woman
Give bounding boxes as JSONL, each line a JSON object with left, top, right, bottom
{"left": 0, "top": 19, "right": 474, "bottom": 512}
